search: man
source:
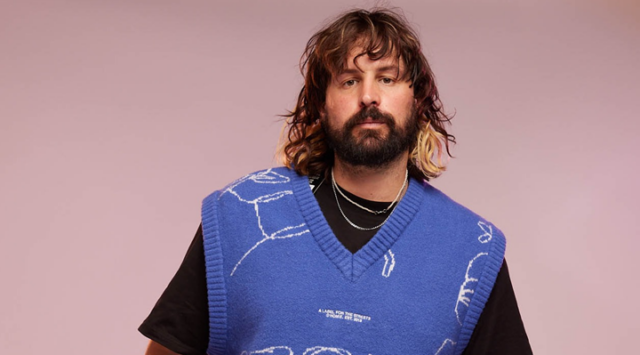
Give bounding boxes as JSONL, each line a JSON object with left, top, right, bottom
{"left": 140, "top": 8, "right": 532, "bottom": 355}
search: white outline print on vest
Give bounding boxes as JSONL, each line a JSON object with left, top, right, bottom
{"left": 221, "top": 169, "right": 311, "bottom": 276}
{"left": 220, "top": 169, "right": 291, "bottom": 197}
{"left": 242, "top": 346, "right": 355, "bottom": 355}
{"left": 303, "top": 346, "right": 352, "bottom": 355}
{"left": 455, "top": 252, "right": 488, "bottom": 324}
{"left": 477, "top": 221, "right": 493, "bottom": 243}
{"left": 241, "top": 346, "right": 293, "bottom": 355}
{"left": 434, "top": 338, "right": 456, "bottom": 355}
{"left": 382, "top": 249, "right": 395, "bottom": 278}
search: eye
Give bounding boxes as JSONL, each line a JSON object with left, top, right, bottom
{"left": 343, "top": 79, "right": 357, "bottom": 87}
{"left": 380, "top": 77, "right": 395, "bottom": 84}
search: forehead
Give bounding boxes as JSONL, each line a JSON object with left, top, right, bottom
{"left": 338, "top": 46, "right": 403, "bottom": 73}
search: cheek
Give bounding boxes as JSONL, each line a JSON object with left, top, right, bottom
{"left": 325, "top": 98, "right": 351, "bottom": 121}
{"left": 393, "top": 91, "right": 416, "bottom": 114}
{"left": 326, "top": 94, "right": 345, "bottom": 111}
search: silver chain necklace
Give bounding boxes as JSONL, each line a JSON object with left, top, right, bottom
{"left": 331, "top": 168, "right": 408, "bottom": 231}
{"left": 331, "top": 168, "right": 407, "bottom": 215}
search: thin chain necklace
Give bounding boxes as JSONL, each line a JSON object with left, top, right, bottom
{"left": 331, "top": 168, "right": 408, "bottom": 231}
{"left": 331, "top": 168, "right": 407, "bottom": 215}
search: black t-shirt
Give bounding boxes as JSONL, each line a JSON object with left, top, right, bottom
{"left": 140, "top": 178, "right": 532, "bottom": 354}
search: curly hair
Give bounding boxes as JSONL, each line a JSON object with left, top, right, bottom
{"left": 280, "top": 8, "right": 455, "bottom": 180}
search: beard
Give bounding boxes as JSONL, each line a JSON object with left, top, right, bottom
{"left": 322, "top": 105, "right": 419, "bottom": 168}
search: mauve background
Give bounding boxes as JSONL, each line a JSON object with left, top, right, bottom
{"left": 1, "top": 0, "right": 638, "bottom": 354}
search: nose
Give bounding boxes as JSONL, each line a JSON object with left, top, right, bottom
{"left": 360, "top": 79, "right": 380, "bottom": 108}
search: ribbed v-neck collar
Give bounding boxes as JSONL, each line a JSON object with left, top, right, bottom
{"left": 289, "top": 168, "right": 425, "bottom": 282}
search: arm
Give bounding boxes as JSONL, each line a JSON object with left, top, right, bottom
{"left": 461, "top": 260, "right": 532, "bottom": 355}
{"left": 145, "top": 340, "right": 180, "bottom": 355}
{"left": 139, "top": 225, "right": 210, "bottom": 355}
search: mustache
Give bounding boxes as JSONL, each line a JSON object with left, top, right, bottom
{"left": 344, "top": 106, "right": 395, "bottom": 130}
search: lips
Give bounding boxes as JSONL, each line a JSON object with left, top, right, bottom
{"left": 347, "top": 107, "right": 395, "bottom": 129}
{"left": 360, "top": 116, "right": 385, "bottom": 123}
{"left": 356, "top": 118, "right": 386, "bottom": 127}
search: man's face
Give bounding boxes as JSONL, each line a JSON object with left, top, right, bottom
{"left": 322, "top": 47, "right": 417, "bottom": 168}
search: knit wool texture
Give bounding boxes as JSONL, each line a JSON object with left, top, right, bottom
{"left": 201, "top": 167, "right": 506, "bottom": 355}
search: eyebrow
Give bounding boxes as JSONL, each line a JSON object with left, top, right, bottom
{"left": 338, "top": 65, "right": 401, "bottom": 76}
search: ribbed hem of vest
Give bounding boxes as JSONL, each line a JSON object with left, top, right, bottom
{"left": 201, "top": 191, "right": 228, "bottom": 354}
{"left": 455, "top": 232, "right": 507, "bottom": 355}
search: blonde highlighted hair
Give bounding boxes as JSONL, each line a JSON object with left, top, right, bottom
{"left": 280, "top": 8, "right": 455, "bottom": 180}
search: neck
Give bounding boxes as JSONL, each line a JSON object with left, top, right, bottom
{"left": 332, "top": 152, "right": 409, "bottom": 202}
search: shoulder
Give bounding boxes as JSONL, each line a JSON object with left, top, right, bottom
{"left": 203, "top": 167, "right": 302, "bottom": 203}
{"left": 414, "top": 180, "right": 507, "bottom": 245}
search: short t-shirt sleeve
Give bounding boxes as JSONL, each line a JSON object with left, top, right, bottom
{"left": 461, "top": 260, "right": 533, "bottom": 355}
{"left": 138, "top": 225, "right": 210, "bottom": 355}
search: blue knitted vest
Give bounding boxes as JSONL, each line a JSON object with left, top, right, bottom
{"left": 201, "top": 167, "right": 506, "bottom": 355}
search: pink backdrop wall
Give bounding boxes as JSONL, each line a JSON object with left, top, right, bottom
{"left": 2, "top": 0, "right": 639, "bottom": 354}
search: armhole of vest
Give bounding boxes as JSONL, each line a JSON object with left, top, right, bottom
{"left": 454, "top": 232, "right": 507, "bottom": 355}
{"left": 201, "top": 191, "right": 228, "bottom": 354}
